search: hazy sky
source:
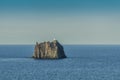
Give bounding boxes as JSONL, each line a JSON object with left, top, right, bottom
{"left": 0, "top": 0, "right": 120, "bottom": 44}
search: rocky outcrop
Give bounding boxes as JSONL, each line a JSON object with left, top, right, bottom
{"left": 32, "top": 40, "right": 66, "bottom": 59}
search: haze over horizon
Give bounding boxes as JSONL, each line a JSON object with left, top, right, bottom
{"left": 1, "top": 0, "right": 120, "bottom": 44}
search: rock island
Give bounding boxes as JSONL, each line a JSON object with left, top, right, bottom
{"left": 33, "top": 39, "right": 66, "bottom": 59}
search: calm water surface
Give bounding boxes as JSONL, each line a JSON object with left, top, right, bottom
{"left": 0, "top": 45, "right": 120, "bottom": 80}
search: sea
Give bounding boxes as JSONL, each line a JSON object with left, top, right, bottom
{"left": 0, "top": 45, "right": 120, "bottom": 80}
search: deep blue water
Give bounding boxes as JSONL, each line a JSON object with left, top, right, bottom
{"left": 0, "top": 45, "right": 120, "bottom": 80}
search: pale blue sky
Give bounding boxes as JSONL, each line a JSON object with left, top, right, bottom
{"left": 0, "top": 0, "right": 120, "bottom": 44}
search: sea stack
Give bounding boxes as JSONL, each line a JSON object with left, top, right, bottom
{"left": 32, "top": 39, "right": 66, "bottom": 59}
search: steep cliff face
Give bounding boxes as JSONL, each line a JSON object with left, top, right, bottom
{"left": 33, "top": 40, "right": 66, "bottom": 59}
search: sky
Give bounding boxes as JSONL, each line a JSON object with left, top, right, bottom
{"left": 0, "top": 0, "right": 120, "bottom": 44}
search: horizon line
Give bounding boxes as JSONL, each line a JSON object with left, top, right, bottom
{"left": 1, "top": 43, "right": 120, "bottom": 45}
